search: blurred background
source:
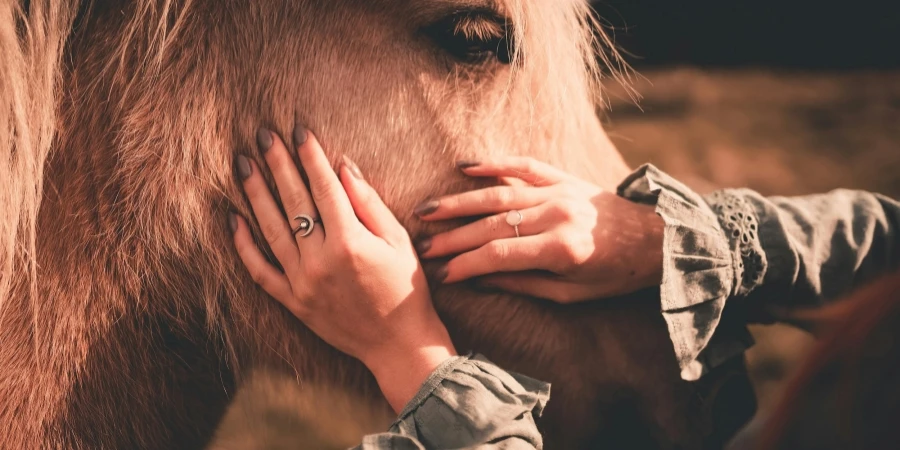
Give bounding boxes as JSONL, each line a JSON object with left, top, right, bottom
{"left": 589, "top": 0, "right": 900, "bottom": 412}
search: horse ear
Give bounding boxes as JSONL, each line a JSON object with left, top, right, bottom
{"left": 0, "top": 0, "right": 79, "bottom": 306}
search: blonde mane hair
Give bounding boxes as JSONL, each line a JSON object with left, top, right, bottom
{"left": 0, "top": 1, "right": 76, "bottom": 309}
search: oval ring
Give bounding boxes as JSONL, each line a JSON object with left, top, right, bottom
{"left": 505, "top": 210, "right": 523, "bottom": 237}
{"left": 292, "top": 214, "right": 317, "bottom": 238}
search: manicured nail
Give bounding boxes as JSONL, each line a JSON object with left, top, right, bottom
{"left": 235, "top": 155, "right": 252, "bottom": 180}
{"left": 434, "top": 264, "right": 449, "bottom": 283}
{"left": 414, "top": 199, "right": 439, "bottom": 217}
{"left": 256, "top": 127, "right": 274, "bottom": 153}
{"left": 414, "top": 237, "right": 432, "bottom": 254}
{"left": 293, "top": 124, "right": 308, "bottom": 147}
{"left": 342, "top": 155, "right": 364, "bottom": 180}
{"left": 456, "top": 160, "right": 480, "bottom": 169}
{"left": 228, "top": 212, "right": 238, "bottom": 233}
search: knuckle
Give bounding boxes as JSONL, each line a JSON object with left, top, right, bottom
{"left": 518, "top": 157, "right": 542, "bottom": 176}
{"left": 486, "top": 241, "right": 510, "bottom": 263}
{"left": 260, "top": 221, "right": 285, "bottom": 243}
{"left": 489, "top": 187, "right": 513, "bottom": 206}
{"left": 487, "top": 214, "right": 505, "bottom": 233}
{"left": 522, "top": 157, "right": 538, "bottom": 172}
{"left": 331, "top": 238, "right": 361, "bottom": 264}
{"left": 286, "top": 300, "right": 310, "bottom": 319}
{"left": 249, "top": 269, "right": 267, "bottom": 286}
{"left": 332, "top": 240, "right": 354, "bottom": 259}
{"left": 283, "top": 190, "right": 310, "bottom": 213}
{"left": 304, "top": 260, "right": 328, "bottom": 281}
{"left": 549, "top": 200, "right": 576, "bottom": 221}
{"left": 310, "top": 180, "right": 336, "bottom": 204}
{"left": 553, "top": 235, "right": 587, "bottom": 271}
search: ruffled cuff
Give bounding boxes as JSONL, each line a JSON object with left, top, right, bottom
{"left": 617, "top": 164, "right": 762, "bottom": 381}
{"left": 360, "top": 354, "right": 549, "bottom": 449}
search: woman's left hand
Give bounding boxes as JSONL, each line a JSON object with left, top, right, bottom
{"left": 414, "top": 157, "right": 665, "bottom": 303}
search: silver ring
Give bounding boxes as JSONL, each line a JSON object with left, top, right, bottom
{"left": 505, "top": 210, "right": 523, "bottom": 238}
{"left": 292, "top": 214, "right": 318, "bottom": 237}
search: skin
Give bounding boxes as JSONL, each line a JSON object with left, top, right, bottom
{"left": 232, "top": 126, "right": 456, "bottom": 413}
{"left": 415, "top": 156, "right": 666, "bottom": 303}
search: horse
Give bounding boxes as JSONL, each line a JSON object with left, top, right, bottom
{"left": 0, "top": 1, "right": 755, "bottom": 448}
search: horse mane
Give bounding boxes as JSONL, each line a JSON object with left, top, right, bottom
{"left": 0, "top": 1, "right": 77, "bottom": 310}
{"left": 759, "top": 270, "right": 900, "bottom": 449}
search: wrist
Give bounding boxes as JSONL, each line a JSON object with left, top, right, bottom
{"left": 636, "top": 204, "right": 665, "bottom": 288}
{"left": 362, "top": 327, "right": 458, "bottom": 413}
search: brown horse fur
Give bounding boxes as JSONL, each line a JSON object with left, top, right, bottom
{"left": 0, "top": 1, "right": 755, "bottom": 448}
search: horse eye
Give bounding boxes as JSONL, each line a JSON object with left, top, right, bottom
{"left": 424, "top": 11, "right": 513, "bottom": 65}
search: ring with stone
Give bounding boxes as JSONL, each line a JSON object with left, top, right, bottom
{"left": 292, "top": 214, "right": 319, "bottom": 238}
{"left": 506, "top": 210, "right": 523, "bottom": 237}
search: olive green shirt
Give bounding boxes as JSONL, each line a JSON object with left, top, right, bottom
{"left": 356, "top": 164, "right": 900, "bottom": 449}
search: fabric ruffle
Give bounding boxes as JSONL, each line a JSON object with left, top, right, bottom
{"left": 618, "top": 164, "right": 762, "bottom": 381}
{"left": 358, "top": 354, "right": 550, "bottom": 449}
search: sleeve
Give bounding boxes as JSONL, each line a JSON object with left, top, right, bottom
{"left": 353, "top": 354, "right": 550, "bottom": 450}
{"left": 617, "top": 164, "right": 900, "bottom": 381}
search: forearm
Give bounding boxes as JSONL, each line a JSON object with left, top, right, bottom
{"left": 718, "top": 189, "right": 900, "bottom": 320}
{"left": 618, "top": 164, "right": 900, "bottom": 380}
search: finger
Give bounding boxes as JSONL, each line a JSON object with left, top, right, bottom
{"left": 439, "top": 235, "right": 555, "bottom": 283}
{"left": 456, "top": 156, "right": 572, "bottom": 186}
{"left": 256, "top": 127, "right": 324, "bottom": 247}
{"left": 237, "top": 155, "right": 301, "bottom": 273}
{"left": 477, "top": 272, "right": 596, "bottom": 303}
{"left": 420, "top": 203, "right": 551, "bottom": 258}
{"left": 293, "top": 125, "right": 358, "bottom": 235}
{"left": 414, "top": 185, "right": 552, "bottom": 221}
{"left": 339, "top": 156, "right": 409, "bottom": 246}
{"left": 230, "top": 212, "right": 295, "bottom": 304}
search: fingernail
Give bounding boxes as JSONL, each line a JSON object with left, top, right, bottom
{"left": 228, "top": 211, "right": 238, "bottom": 233}
{"left": 456, "top": 160, "right": 480, "bottom": 169}
{"left": 434, "top": 264, "right": 449, "bottom": 283}
{"left": 414, "top": 237, "right": 432, "bottom": 254}
{"left": 342, "top": 155, "right": 364, "bottom": 180}
{"left": 293, "top": 124, "right": 308, "bottom": 147}
{"left": 414, "top": 199, "right": 439, "bottom": 217}
{"left": 256, "top": 127, "right": 274, "bottom": 153}
{"left": 235, "top": 155, "right": 252, "bottom": 180}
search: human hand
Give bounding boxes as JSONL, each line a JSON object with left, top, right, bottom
{"left": 230, "top": 126, "right": 456, "bottom": 412}
{"left": 414, "top": 157, "right": 664, "bottom": 303}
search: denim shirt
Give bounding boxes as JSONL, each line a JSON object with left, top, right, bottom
{"left": 356, "top": 164, "right": 900, "bottom": 449}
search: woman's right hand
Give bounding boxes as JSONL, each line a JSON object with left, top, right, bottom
{"left": 229, "top": 126, "right": 456, "bottom": 413}
{"left": 414, "top": 157, "right": 665, "bottom": 303}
